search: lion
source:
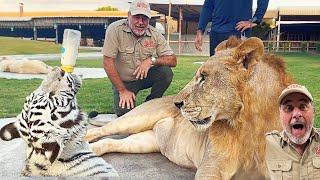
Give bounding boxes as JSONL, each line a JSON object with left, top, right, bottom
{"left": 85, "top": 37, "right": 294, "bottom": 179}
{"left": 0, "top": 57, "right": 52, "bottom": 74}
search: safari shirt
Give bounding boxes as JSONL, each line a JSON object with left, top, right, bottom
{"left": 265, "top": 128, "right": 320, "bottom": 180}
{"left": 102, "top": 19, "right": 174, "bottom": 82}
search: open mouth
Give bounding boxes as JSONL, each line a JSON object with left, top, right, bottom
{"left": 189, "top": 116, "right": 211, "bottom": 125}
{"left": 290, "top": 122, "right": 306, "bottom": 137}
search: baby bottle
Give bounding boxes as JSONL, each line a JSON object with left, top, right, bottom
{"left": 60, "top": 29, "right": 81, "bottom": 73}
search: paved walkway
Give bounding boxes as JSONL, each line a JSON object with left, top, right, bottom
{"left": 0, "top": 52, "right": 102, "bottom": 61}
{"left": 0, "top": 68, "right": 107, "bottom": 79}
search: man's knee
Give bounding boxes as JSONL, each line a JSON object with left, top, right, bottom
{"left": 156, "top": 66, "right": 173, "bottom": 84}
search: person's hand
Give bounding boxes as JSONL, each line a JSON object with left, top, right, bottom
{"left": 195, "top": 30, "right": 203, "bottom": 52}
{"left": 119, "top": 89, "right": 136, "bottom": 109}
{"left": 133, "top": 58, "right": 152, "bottom": 80}
{"left": 235, "top": 21, "right": 257, "bottom": 32}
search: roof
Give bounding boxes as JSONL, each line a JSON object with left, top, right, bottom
{"left": 150, "top": 3, "right": 202, "bottom": 21}
{"left": 0, "top": 10, "right": 159, "bottom": 18}
{"left": 279, "top": 7, "right": 320, "bottom": 16}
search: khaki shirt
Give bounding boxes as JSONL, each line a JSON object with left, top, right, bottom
{"left": 265, "top": 128, "right": 320, "bottom": 180}
{"left": 102, "top": 19, "right": 174, "bottom": 82}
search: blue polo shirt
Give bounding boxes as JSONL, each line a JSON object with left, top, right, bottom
{"left": 198, "top": 0, "right": 269, "bottom": 33}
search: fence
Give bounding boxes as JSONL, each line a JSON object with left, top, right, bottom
{"left": 167, "top": 34, "right": 320, "bottom": 55}
{"left": 263, "top": 41, "right": 320, "bottom": 53}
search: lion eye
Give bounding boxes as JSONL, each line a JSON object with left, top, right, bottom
{"left": 200, "top": 73, "right": 206, "bottom": 82}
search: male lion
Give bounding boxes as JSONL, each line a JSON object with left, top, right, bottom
{"left": 85, "top": 37, "right": 294, "bottom": 179}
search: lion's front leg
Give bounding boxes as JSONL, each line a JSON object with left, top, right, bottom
{"left": 195, "top": 143, "right": 239, "bottom": 180}
{"left": 90, "top": 130, "right": 160, "bottom": 156}
{"left": 85, "top": 97, "right": 178, "bottom": 142}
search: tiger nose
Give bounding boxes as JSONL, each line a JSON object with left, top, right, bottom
{"left": 60, "top": 69, "right": 65, "bottom": 76}
{"left": 174, "top": 101, "right": 184, "bottom": 109}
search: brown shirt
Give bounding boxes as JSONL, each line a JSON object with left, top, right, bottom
{"left": 102, "top": 19, "right": 174, "bottom": 82}
{"left": 265, "top": 128, "right": 320, "bottom": 180}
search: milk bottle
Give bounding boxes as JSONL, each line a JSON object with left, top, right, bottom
{"left": 60, "top": 29, "right": 81, "bottom": 73}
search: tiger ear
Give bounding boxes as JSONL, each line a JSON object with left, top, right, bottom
{"left": 0, "top": 122, "right": 20, "bottom": 141}
{"left": 233, "top": 37, "right": 264, "bottom": 69}
{"left": 42, "top": 142, "right": 61, "bottom": 164}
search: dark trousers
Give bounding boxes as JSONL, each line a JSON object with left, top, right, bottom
{"left": 112, "top": 65, "right": 173, "bottom": 117}
{"left": 209, "top": 29, "right": 252, "bottom": 56}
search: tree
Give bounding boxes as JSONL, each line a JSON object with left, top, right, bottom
{"left": 96, "top": 6, "right": 119, "bottom": 11}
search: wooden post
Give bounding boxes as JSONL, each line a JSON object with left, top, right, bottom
{"left": 276, "top": 16, "right": 281, "bottom": 52}
{"left": 178, "top": 6, "right": 182, "bottom": 55}
{"left": 166, "top": 1, "right": 172, "bottom": 45}
{"left": 33, "top": 26, "right": 37, "bottom": 40}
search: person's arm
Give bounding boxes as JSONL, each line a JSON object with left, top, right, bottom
{"left": 133, "top": 55, "right": 176, "bottom": 79}
{"left": 253, "top": 0, "right": 269, "bottom": 25}
{"left": 195, "top": 0, "right": 214, "bottom": 52}
{"left": 101, "top": 22, "right": 135, "bottom": 109}
{"left": 235, "top": 0, "right": 269, "bottom": 32}
{"left": 198, "top": 0, "right": 214, "bottom": 33}
{"left": 134, "top": 31, "right": 177, "bottom": 80}
{"left": 103, "top": 56, "right": 135, "bottom": 109}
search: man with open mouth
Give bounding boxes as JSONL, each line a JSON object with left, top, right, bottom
{"left": 265, "top": 84, "right": 320, "bottom": 179}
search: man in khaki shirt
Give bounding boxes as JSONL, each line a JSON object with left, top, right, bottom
{"left": 266, "top": 84, "right": 320, "bottom": 179}
{"left": 101, "top": 0, "right": 177, "bottom": 116}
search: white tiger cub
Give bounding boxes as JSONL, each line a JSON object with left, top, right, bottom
{"left": 0, "top": 67, "right": 118, "bottom": 177}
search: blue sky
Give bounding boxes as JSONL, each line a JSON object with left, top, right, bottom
{"left": 0, "top": 0, "right": 319, "bottom": 12}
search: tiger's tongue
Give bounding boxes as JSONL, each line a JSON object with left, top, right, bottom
{"left": 291, "top": 126, "right": 306, "bottom": 137}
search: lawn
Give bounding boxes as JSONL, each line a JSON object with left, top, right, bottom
{"left": 0, "top": 53, "right": 319, "bottom": 127}
{"left": 0, "top": 36, "right": 98, "bottom": 55}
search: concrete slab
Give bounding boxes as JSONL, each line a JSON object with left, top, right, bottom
{"left": 0, "top": 68, "right": 107, "bottom": 80}
{"left": 0, "top": 116, "right": 195, "bottom": 179}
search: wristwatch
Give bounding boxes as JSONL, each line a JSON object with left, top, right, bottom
{"left": 251, "top": 17, "right": 261, "bottom": 25}
{"left": 151, "top": 57, "right": 157, "bottom": 65}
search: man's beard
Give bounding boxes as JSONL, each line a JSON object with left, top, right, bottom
{"left": 128, "top": 19, "right": 147, "bottom": 37}
{"left": 283, "top": 117, "right": 313, "bottom": 145}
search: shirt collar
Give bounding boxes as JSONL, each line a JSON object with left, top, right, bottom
{"left": 123, "top": 20, "right": 152, "bottom": 37}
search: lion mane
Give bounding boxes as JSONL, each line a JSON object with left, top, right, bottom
{"left": 85, "top": 37, "right": 294, "bottom": 179}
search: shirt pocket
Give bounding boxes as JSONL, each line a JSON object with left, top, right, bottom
{"left": 268, "top": 160, "right": 293, "bottom": 180}
{"left": 310, "top": 157, "right": 320, "bottom": 179}
{"left": 118, "top": 47, "right": 135, "bottom": 65}
{"left": 141, "top": 47, "right": 156, "bottom": 61}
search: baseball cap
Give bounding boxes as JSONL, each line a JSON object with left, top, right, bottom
{"left": 279, "top": 84, "right": 313, "bottom": 104}
{"left": 129, "top": 0, "right": 151, "bottom": 19}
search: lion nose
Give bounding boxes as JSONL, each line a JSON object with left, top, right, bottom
{"left": 174, "top": 101, "right": 184, "bottom": 109}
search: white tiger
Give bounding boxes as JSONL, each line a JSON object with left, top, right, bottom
{"left": 0, "top": 67, "right": 118, "bottom": 177}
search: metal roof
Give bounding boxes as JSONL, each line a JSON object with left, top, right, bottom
{"left": 150, "top": 3, "right": 202, "bottom": 21}
{"left": 0, "top": 11, "right": 160, "bottom": 18}
{"left": 279, "top": 7, "right": 320, "bottom": 16}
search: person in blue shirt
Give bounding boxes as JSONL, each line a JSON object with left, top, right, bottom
{"left": 195, "top": 0, "right": 269, "bottom": 56}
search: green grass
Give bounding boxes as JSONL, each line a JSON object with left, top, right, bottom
{"left": 0, "top": 53, "right": 319, "bottom": 127}
{"left": 0, "top": 36, "right": 98, "bottom": 55}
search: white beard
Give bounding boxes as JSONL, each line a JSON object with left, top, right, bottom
{"left": 128, "top": 19, "right": 146, "bottom": 37}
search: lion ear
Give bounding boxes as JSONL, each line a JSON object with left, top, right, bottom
{"left": 233, "top": 37, "right": 264, "bottom": 69}
{"left": 215, "top": 36, "right": 242, "bottom": 52}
